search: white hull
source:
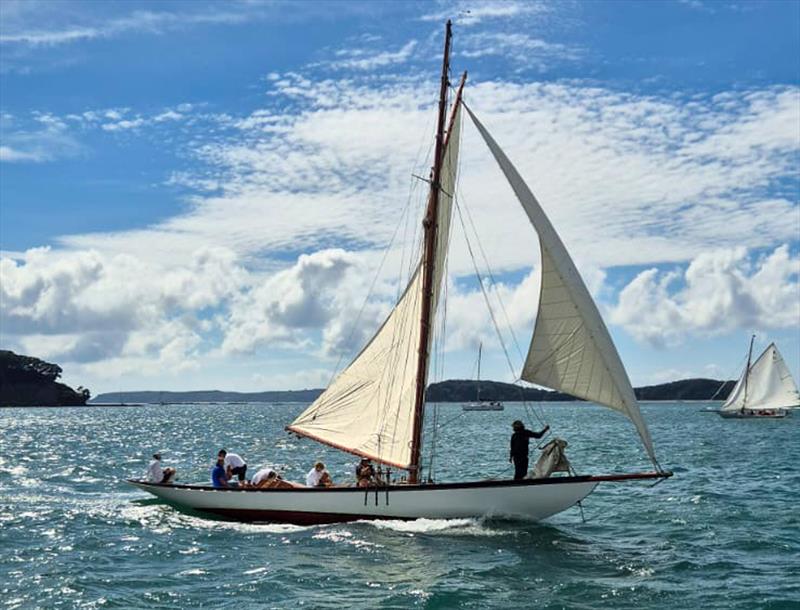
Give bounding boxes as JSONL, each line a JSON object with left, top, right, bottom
{"left": 463, "top": 402, "right": 504, "bottom": 411}
{"left": 718, "top": 408, "right": 791, "bottom": 419}
{"left": 127, "top": 473, "right": 667, "bottom": 525}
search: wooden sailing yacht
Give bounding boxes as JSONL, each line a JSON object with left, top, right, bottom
{"left": 128, "top": 21, "right": 671, "bottom": 524}
{"left": 463, "top": 343, "right": 504, "bottom": 411}
{"left": 718, "top": 336, "right": 799, "bottom": 418}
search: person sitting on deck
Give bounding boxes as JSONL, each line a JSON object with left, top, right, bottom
{"left": 318, "top": 471, "right": 334, "bottom": 487}
{"left": 248, "top": 467, "right": 299, "bottom": 490}
{"left": 509, "top": 420, "right": 550, "bottom": 481}
{"left": 355, "top": 458, "right": 383, "bottom": 487}
{"left": 211, "top": 455, "right": 229, "bottom": 488}
{"left": 219, "top": 449, "right": 247, "bottom": 482}
{"left": 306, "top": 461, "right": 332, "bottom": 487}
{"left": 146, "top": 452, "right": 176, "bottom": 484}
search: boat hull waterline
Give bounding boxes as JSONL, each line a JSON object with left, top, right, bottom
{"left": 127, "top": 472, "right": 668, "bottom": 525}
{"left": 718, "top": 409, "right": 792, "bottom": 419}
{"left": 462, "top": 403, "right": 504, "bottom": 411}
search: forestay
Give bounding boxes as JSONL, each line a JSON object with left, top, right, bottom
{"left": 287, "top": 106, "right": 463, "bottom": 469}
{"left": 464, "top": 103, "right": 658, "bottom": 466}
{"left": 721, "top": 343, "right": 800, "bottom": 412}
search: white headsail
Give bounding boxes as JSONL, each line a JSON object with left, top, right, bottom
{"left": 287, "top": 105, "right": 462, "bottom": 469}
{"left": 721, "top": 343, "right": 800, "bottom": 412}
{"left": 464, "top": 103, "right": 658, "bottom": 466}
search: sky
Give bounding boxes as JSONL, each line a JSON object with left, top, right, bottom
{"left": 0, "top": 0, "right": 798, "bottom": 396}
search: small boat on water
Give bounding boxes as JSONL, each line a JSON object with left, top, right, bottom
{"left": 129, "top": 21, "right": 671, "bottom": 524}
{"left": 718, "top": 336, "right": 799, "bottom": 419}
{"left": 463, "top": 343, "right": 504, "bottom": 411}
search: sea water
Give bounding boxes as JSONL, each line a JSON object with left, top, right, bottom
{"left": 1, "top": 402, "right": 797, "bottom": 609}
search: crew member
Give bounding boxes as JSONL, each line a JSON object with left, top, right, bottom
{"left": 219, "top": 449, "right": 247, "bottom": 482}
{"left": 146, "top": 452, "right": 176, "bottom": 484}
{"left": 509, "top": 420, "right": 549, "bottom": 480}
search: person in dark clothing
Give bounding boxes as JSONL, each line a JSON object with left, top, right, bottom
{"left": 509, "top": 420, "right": 550, "bottom": 480}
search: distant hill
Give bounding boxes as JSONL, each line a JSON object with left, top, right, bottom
{"left": 634, "top": 378, "right": 735, "bottom": 401}
{"left": 92, "top": 377, "right": 734, "bottom": 405}
{"left": 0, "top": 351, "right": 91, "bottom": 406}
{"left": 428, "top": 378, "right": 734, "bottom": 402}
{"left": 91, "top": 389, "right": 323, "bottom": 404}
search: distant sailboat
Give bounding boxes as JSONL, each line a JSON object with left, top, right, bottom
{"left": 463, "top": 343, "right": 504, "bottom": 411}
{"left": 719, "top": 336, "right": 799, "bottom": 419}
{"left": 129, "top": 20, "right": 670, "bottom": 524}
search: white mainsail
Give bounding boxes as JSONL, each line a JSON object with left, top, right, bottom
{"left": 287, "top": 106, "right": 462, "bottom": 469}
{"left": 721, "top": 343, "right": 800, "bottom": 412}
{"left": 464, "top": 103, "right": 657, "bottom": 466}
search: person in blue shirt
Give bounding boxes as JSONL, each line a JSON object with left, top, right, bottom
{"left": 211, "top": 455, "right": 229, "bottom": 488}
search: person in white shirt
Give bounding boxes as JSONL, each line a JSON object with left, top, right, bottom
{"left": 146, "top": 453, "right": 176, "bottom": 484}
{"left": 251, "top": 467, "right": 278, "bottom": 488}
{"left": 306, "top": 462, "right": 333, "bottom": 487}
{"left": 219, "top": 449, "right": 247, "bottom": 482}
{"left": 247, "top": 466, "right": 298, "bottom": 489}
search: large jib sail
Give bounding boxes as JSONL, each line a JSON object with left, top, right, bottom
{"left": 721, "top": 343, "right": 800, "bottom": 412}
{"left": 287, "top": 105, "right": 463, "bottom": 470}
{"left": 463, "top": 103, "right": 658, "bottom": 466}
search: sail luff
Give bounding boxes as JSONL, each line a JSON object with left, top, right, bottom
{"left": 409, "top": 20, "right": 454, "bottom": 483}
{"left": 742, "top": 334, "right": 755, "bottom": 412}
{"left": 463, "top": 102, "right": 658, "bottom": 466}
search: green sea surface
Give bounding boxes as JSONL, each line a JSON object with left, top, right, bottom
{"left": 1, "top": 402, "right": 798, "bottom": 609}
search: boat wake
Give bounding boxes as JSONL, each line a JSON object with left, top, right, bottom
{"left": 359, "top": 517, "right": 504, "bottom": 536}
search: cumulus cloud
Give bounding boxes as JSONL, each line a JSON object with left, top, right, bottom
{"left": 220, "top": 248, "right": 387, "bottom": 358}
{"left": 0, "top": 246, "right": 246, "bottom": 368}
{"left": 610, "top": 245, "right": 800, "bottom": 347}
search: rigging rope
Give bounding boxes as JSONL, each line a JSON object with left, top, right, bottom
{"left": 453, "top": 195, "right": 549, "bottom": 430}
{"left": 709, "top": 351, "right": 748, "bottom": 402}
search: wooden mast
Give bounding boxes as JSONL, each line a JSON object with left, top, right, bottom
{"left": 741, "top": 334, "right": 755, "bottom": 413}
{"left": 409, "top": 20, "right": 463, "bottom": 483}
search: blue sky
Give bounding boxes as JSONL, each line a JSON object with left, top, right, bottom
{"left": 1, "top": 0, "right": 798, "bottom": 395}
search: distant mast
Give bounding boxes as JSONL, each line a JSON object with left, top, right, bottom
{"left": 409, "top": 20, "right": 453, "bottom": 484}
{"left": 477, "top": 342, "right": 483, "bottom": 402}
{"left": 741, "top": 334, "right": 755, "bottom": 413}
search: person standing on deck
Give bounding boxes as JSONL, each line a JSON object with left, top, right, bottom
{"left": 509, "top": 420, "right": 549, "bottom": 480}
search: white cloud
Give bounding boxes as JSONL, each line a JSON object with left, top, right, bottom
{"left": 0, "top": 7, "right": 252, "bottom": 46}
{"left": 0, "top": 145, "right": 45, "bottom": 162}
{"left": 459, "top": 32, "right": 581, "bottom": 65}
{"left": 610, "top": 245, "right": 800, "bottom": 347}
{"left": 326, "top": 41, "right": 418, "bottom": 71}
{"left": 0, "top": 246, "right": 247, "bottom": 368}
{"left": 220, "top": 248, "right": 386, "bottom": 358}
{"left": 420, "top": 1, "right": 550, "bottom": 27}
{"left": 0, "top": 113, "right": 82, "bottom": 163}
{"left": 38, "top": 77, "right": 797, "bottom": 308}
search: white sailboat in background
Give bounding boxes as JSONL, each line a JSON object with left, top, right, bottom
{"left": 463, "top": 343, "right": 504, "bottom": 411}
{"left": 129, "top": 21, "right": 670, "bottom": 524}
{"left": 719, "top": 336, "right": 799, "bottom": 419}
